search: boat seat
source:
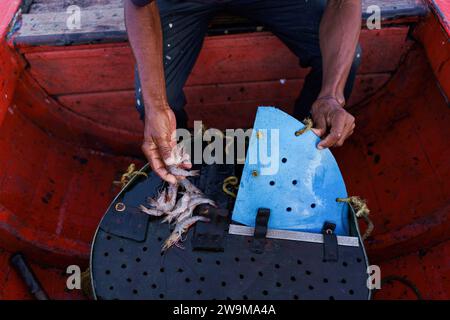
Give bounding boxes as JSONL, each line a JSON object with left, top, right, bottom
{"left": 13, "top": 0, "right": 429, "bottom": 46}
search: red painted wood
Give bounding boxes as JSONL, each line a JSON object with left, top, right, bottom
{"left": 333, "top": 46, "right": 450, "bottom": 262}
{"left": 14, "top": 72, "right": 143, "bottom": 156}
{"left": 428, "top": 0, "right": 450, "bottom": 36}
{"left": 0, "top": 0, "right": 21, "bottom": 38}
{"left": 57, "top": 74, "right": 390, "bottom": 132}
{"left": 0, "top": 7, "right": 449, "bottom": 299}
{"left": 0, "top": 249, "right": 85, "bottom": 300}
{"left": 374, "top": 239, "right": 450, "bottom": 300}
{"left": 415, "top": 11, "right": 450, "bottom": 101}
{"left": 0, "top": 0, "right": 22, "bottom": 126}
{"left": 22, "top": 29, "right": 411, "bottom": 96}
{"left": 0, "top": 98, "right": 144, "bottom": 265}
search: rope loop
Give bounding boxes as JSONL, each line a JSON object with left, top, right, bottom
{"left": 295, "top": 118, "right": 314, "bottom": 136}
{"left": 114, "top": 163, "right": 148, "bottom": 188}
{"left": 337, "top": 196, "right": 374, "bottom": 241}
{"left": 222, "top": 176, "right": 239, "bottom": 198}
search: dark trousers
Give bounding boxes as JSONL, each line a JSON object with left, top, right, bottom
{"left": 135, "top": 0, "right": 362, "bottom": 128}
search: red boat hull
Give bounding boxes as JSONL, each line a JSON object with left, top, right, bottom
{"left": 0, "top": 0, "right": 448, "bottom": 299}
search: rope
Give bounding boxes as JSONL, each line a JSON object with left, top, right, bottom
{"left": 295, "top": 118, "right": 313, "bottom": 136}
{"left": 372, "top": 275, "right": 423, "bottom": 300}
{"left": 223, "top": 176, "right": 239, "bottom": 198}
{"left": 336, "top": 196, "right": 374, "bottom": 241}
{"left": 80, "top": 268, "right": 94, "bottom": 299}
{"left": 113, "top": 163, "right": 148, "bottom": 188}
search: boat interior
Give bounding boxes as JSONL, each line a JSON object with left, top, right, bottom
{"left": 0, "top": 0, "right": 449, "bottom": 299}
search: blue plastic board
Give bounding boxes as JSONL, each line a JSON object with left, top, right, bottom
{"left": 232, "top": 107, "right": 350, "bottom": 236}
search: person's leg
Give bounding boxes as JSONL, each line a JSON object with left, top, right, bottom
{"left": 226, "top": 0, "right": 361, "bottom": 120}
{"left": 135, "top": 0, "right": 219, "bottom": 128}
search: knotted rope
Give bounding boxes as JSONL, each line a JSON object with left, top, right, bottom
{"left": 222, "top": 176, "right": 239, "bottom": 198}
{"left": 114, "top": 163, "right": 148, "bottom": 188}
{"left": 337, "top": 196, "right": 374, "bottom": 241}
{"left": 295, "top": 118, "right": 314, "bottom": 136}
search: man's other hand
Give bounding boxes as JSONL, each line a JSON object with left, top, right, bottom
{"left": 311, "top": 97, "right": 355, "bottom": 149}
{"left": 142, "top": 107, "right": 190, "bottom": 184}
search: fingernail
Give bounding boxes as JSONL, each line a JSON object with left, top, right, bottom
{"left": 317, "top": 145, "right": 324, "bottom": 150}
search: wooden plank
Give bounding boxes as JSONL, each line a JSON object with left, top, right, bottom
{"left": 24, "top": 28, "right": 412, "bottom": 95}
{"left": 30, "top": 0, "right": 122, "bottom": 13}
{"left": 57, "top": 73, "right": 389, "bottom": 131}
{"left": 13, "top": 0, "right": 428, "bottom": 46}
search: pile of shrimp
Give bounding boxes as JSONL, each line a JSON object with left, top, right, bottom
{"left": 139, "top": 146, "right": 215, "bottom": 252}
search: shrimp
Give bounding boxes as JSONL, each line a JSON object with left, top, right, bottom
{"left": 147, "top": 188, "right": 167, "bottom": 208}
{"left": 166, "top": 144, "right": 192, "bottom": 166}
{"left": 176, "top": 197, "right": 216, "bottom": 223}
{"left": 180, "top": 178, "right": 203, "bottom": 194}
{"left": 168, "top": 166, "right": 200, "bottom": 177}
{"left": 147, "top": 183, "right": 179, "bottom": 211}
{"left": 161, "top": 216, "right": 210, "bottom": 252}
{"left": 161, "top": 192, "right": 192, "bottom": 224}
{"left": 139, "top": 205, "right": 165, "bottom": 217}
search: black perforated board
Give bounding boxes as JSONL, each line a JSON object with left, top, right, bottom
{"left": 90, "top": 163, "right": 371, "bottom": 300}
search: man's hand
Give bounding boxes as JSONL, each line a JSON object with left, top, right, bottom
{"left": 142, "top": 107, "right": 190, "bottom": 184}
{"left": 311, "top": 97, "right": 355, "bottom": 149}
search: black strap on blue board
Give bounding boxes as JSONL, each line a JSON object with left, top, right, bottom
{"left": 251, "top": 208, "right": 270, "bottom": 254}
{"left": 322, "top": 221, "right": 338, "bottom": 262}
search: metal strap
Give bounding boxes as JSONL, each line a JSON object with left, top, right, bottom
{"left": 229, "top": 224, "right": 359, "bottom": 247}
